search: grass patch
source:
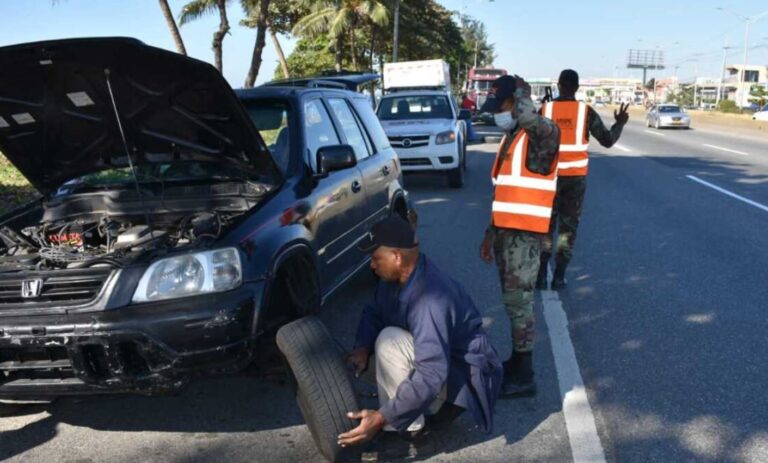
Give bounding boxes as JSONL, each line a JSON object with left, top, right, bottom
{"left": 0, "top": 153, "right": 39, "bottom": 215}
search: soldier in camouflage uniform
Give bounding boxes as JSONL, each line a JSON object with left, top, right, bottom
{"left": 479, "top": 75, "right": 560, "bottom": 398}
{"left": 538, "top": 70, "right": 629, "bottom": 289}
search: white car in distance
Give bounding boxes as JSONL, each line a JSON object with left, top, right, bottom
{"left": 376, "top": 91, "right": 468, "bottom": 188}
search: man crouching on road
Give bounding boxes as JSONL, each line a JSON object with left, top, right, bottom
{"left": 338, "top": 216, "right": 503, "bottom": 448}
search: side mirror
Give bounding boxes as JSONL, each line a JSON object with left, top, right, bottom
{"left": 458, "top": 109, "right": 472, "bottom": 120}
{"left": 315, "top": 145, "right": 357, "bottom": 178}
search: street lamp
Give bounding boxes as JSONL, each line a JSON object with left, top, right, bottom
{"left": 716, "top": 7, "right": 768, "bottom": 106}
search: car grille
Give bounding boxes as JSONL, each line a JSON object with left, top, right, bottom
{"left": 400, "top": 158, "right": 432, "bottom": 167}
{"left": 672, "top": 117, "right": 681, "bottom": 121}
{"left": 0, "top": 268, "right": 112, "bottom": 309}
{"left": 0, "top": 345, "right": 75, "bottom": 381}
{"left": 388, "top": 135, "right": 430, "bottom": 149}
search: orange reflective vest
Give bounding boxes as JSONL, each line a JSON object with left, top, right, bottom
{"left": 542, "top": 101, "right": 589, "bottom": 176}
{"left": 490, "top": 131, "right": 558, "bottom": 233}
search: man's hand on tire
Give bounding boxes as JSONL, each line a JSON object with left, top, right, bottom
{"left": 337, "top": 409, "right": 386, "bottom": 447}
{"left": 345, "top": 347, "right": 370, "bottom": 378}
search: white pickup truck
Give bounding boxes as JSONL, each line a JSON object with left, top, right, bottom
{"left": 377, "top": 60, "right": 469, "bottom": 188}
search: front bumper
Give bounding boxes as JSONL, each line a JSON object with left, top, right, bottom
{"left": 659, "top": 118, "right": 691, "bottom": 128}
{"left": 394, "top": 142, "right": 459, "bottom": 171}
{"left": 0, "top": 282, "right": 265, "bottom": 398}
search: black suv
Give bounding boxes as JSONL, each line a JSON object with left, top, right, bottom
{"left": 0, "top": 38, "right": 409, "bottom": 460}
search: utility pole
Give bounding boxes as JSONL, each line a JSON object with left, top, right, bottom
{"left": 392, "top": 0, "right": 400, "bottom": 62}
{"left": 474, "top": 40, "right": 479, "bottom": 68}
{"left": 716, "top": 39, "right": 729, "bottom": 106}
{"left": 741, "top": 18, "right": 750, "bottom": 107}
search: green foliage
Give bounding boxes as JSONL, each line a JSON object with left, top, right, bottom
{"left": 278, "top": 36, "right": 337, "bottom": 79}
{"left": 717, "top": 99, "right": 740, "bottom": 113}
{"left": 0, "top": 153, "right": 39, "bottom": 215}
{"left": 179, "top": 0, "right": 221, "bottom": 26}
{"left": 750, "top": 85, "right": 768, "bottom": 108}
{"left": 668, "top": 85, "right": 694, "bottom": 107}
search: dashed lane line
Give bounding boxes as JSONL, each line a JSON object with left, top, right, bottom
{"left": 702, "top": 144, "right": 749, "bottom": 156}
{"left": 541, "top": 266, "right": 607, "bottom": 463}
{"left": 687, "top": 175, "right": 768, "bottom": 213}
{"left": 644, "top": 130, "right": 666, "bottom": 137}
{"left": 613, "top": 143, "right": 632, "bottom": 153}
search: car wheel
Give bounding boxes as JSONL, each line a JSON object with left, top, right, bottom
{"left": 646, "top": 118, "right": 651, "bottom": 127}
{"left": 447, "top": 149, "right": 465, "bottom": 189}
{"left": 276, "top": 316, "right": 362, "bottom": 463}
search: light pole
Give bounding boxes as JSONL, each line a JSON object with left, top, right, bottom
{"left": 716, "top": 7, "right": 768, "bottom": 106}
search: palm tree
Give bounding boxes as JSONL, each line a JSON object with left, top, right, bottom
{"left": 293, "top": 0, "right": 389, "bottom": 72}
{"left": 241, "top": 0, "right": 271, "bottom": 87}
{"left": 158, "top": 0, "right": 187, "bottom": 55}
{"left": 179, "top": 0, "right": 232, "bottom": 73}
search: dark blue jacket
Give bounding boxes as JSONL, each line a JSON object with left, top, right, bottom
{"left": 354, "top": 254, "right": 502, "bottom": 433}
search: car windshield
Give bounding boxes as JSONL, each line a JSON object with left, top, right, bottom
{"left": 55, "top": 162, "right": 254, "bottom": 197}
{"left": 659, "top": 106, "right": 681, "bottom": 113}
{"left": 377, "top": 95, "right": 453, "bottom": 120}
{"left": 243, "top": 100, "right": 292, "bottom": 174}
{"left": 474, "top": 81, "right": 493, "bottom": 91}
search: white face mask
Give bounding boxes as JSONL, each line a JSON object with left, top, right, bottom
{"left": 493, "top": 111, "right": 517, "bottom": 131}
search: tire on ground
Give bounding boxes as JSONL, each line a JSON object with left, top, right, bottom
{"left": 276, "top": 316, "right": 362, "bottom": 463}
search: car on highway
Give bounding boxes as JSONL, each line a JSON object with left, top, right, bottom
{"left": 646, "top": 104, "right": 691, "bottom": 129}
{"left": 376, "top": 90, "right": 469, "bottom": 188}
{"left": 0, "top": 37, "right": 411, "bottom": 463}
{"left": 752, "top": 104, "right": 768, "bottom": 121}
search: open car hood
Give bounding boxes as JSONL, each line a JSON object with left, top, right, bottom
{"left": 0, "top": 37, "right": 278, "bottom": 194}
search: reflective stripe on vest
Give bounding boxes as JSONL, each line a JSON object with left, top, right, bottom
{"left": 490, "top": 131, "right": 557, "bottom": 233}
{"left": 543, "top": 101, "right": 590, "bottom": 176}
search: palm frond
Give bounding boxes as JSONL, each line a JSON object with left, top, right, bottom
{"left": 328, "top": 7, "right": 353, "bottom": 38}
{"left": 292, "top": 7, "right": 335, "bottom": 36}
{"left": 178, "top": 0, "right": 218, "bottom": 26}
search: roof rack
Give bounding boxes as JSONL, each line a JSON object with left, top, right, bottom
{"left": 384, "top": 86, "right": 449, "bottom": 93}
{"left": 262, "top": 73, "right": 380, "bottom": 92}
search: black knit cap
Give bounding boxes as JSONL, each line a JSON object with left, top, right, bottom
{"left": 479, "top": 75, "right": 517, "bottom": 113}
{"left": 558, "top": 69, "right": 579, "bottom": 87}
{"left": 357, "top": 215, "right": 417, "bottom": 252}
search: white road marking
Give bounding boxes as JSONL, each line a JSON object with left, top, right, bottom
{"left": 613, "top": 143, "right": 632, "bottom": 153}
{"left": 686, "top": 175, "right": 768, "bottom": 213}
{"left": 541, "top": 267, "right": 607, "bottom": 463}
{"left": 644, "top": 130, "right": 666, "bottom": 137}
{"left": 702, "top": 144, "right": 749, "bottom": 156}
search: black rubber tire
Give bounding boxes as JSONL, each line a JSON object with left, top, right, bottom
{"left": 276, "top": 316, "right": 362, "bottom": 463}
{"left": 447, "top": 146, "right": 465, "bottom": 189}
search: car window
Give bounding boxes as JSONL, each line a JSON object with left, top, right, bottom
{"left": 351, "top": 98, "right": 391, "bottom": 153}
{"left": 243, "top": 100, "right": 291, "bottom": 174}
{"left": 304, "top": 99, "right": 340, "bottom": 172}
{"left": 659, "top": 106, "right": 681, "bottom": 113}
{"left": 377, "top": 95, "right": 453, "bottom": 120}
{"left": 327, "top": 97, "right": 370, "bottom": 161}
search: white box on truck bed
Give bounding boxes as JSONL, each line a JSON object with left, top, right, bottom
{"left": 383, "top": 60, "right": 451, "bottom": 90}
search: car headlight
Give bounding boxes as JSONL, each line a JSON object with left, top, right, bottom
{"left": 435, "top": 130, "right": 456, "bottom": 145}
{"left": 132, "top": 247, "right": 242, "bottom": 302}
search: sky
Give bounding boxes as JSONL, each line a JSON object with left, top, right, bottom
{"left": 1, "top": 0, "right": 767, "bottom": 87}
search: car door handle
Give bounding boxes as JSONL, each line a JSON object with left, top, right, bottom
{"left": 381, "top": 165, "right": 391, "bottom": 176}
{"left": 351, "top": 180, "right": 362, "bottom": 193}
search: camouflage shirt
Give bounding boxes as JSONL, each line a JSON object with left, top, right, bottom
{"left": 498, "top": 86, "right": 561, "bottom": 175}
{"left": 553, "top": 96, "right": 625, "bottom": 148}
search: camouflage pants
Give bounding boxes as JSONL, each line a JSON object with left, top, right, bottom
{"left": 493, "top": 228, "right": 542, "bottom": 353}
{"left": 541, "top": 176, "right": 587, "bottom": 269}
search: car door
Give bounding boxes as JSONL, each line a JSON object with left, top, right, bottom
{"left": 326, "top": 95, "right": 392, "bottom": 265}
{"left": 302, "top": 98, "right": 367, "bottom": 292}
{"left": 347, "top": 96, "right": 395, "bottom": 224}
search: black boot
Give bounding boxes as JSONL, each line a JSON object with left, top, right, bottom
{"left": 501, "top": 352, "right": 536, "bottom": 398}
{"left": 551, "top": 264, "right": 567, "bottom": 290}
{"left": 535, "top": 263, "right": 548, "bottom": 290}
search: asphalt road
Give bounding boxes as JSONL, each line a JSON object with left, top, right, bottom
{"left": 1, "top": 114, "right": 767, "bottom": 463}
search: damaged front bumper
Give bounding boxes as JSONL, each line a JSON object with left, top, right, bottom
{"left": 0, "top": 282, "right": 265, "bottom": 398}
